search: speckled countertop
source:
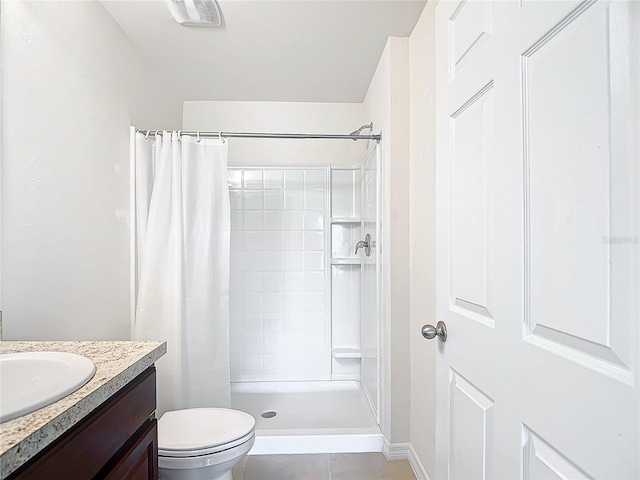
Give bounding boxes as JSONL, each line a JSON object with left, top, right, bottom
{"left": 0, "top": 341, "right": 166, "bottom": 478}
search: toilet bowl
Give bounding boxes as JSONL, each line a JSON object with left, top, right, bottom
{"left": 158, "top": 407, "right": 256, "bottom": 480}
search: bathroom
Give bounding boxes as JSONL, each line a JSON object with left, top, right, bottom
{"left": 1, "top": 1, "right": 638, "bottom": 479}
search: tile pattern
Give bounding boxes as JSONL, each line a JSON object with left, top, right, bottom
{"left": 229, "top": 168, "right": 330, "bottom": 382}
{"left": 0, "top": 341, "right": 166, "bottom": 478}
{"left": 233, "top": 453, "right": 416, "bottom": 480}
{"left": 329, "top": 453, "right": 416, "bottom": 480}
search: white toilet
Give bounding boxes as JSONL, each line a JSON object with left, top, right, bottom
{"left": 157, "top": 408, "right": 256, "bottom": 480}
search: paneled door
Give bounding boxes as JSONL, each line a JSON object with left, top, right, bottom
{"left": 434, "top": 1, "right": 639, "bottom": 478}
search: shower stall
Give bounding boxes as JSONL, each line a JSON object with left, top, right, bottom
{"left": 227, "top": 144, "right": 383, "bottom": 454}
{"left": 131, "top": 125, "right": 384, "bottom": 454}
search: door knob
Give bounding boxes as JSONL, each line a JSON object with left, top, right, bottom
{"left": 421, "top": 321, "right": 447, "bottom": 342}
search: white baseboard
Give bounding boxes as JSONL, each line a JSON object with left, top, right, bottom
{"left": 408, "top": 443, "right": 430, "bottom": 480}
{"left": 382, "top": 438, "right": 410, "bottom": 460}
{"left": 382, "top": 439, "right": 430, "bottom": 480}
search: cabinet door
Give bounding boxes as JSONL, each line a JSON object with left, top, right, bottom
{"left": 103, "top": 419, "right": 158, "bottom": 480}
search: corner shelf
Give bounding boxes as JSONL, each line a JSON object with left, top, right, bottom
{"left": 331, "top": 348, "right": 362, "bottom": 359}
{"left": 331, "top": 258, "right": 361, "bottom": 265}
{"left": 331, "top": 217, "right": 361, "bottom": 224}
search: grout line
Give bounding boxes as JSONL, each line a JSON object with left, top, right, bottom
{"left": 327, "top": 452, "right": 332, "bottom": 480}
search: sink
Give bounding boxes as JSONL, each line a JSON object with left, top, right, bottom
{"left": 0, "top": 351, "right": 96, "bottom": 423}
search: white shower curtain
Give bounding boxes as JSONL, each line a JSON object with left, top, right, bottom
{"left": 134, "top": 131, "right": 230, "bottom": 416}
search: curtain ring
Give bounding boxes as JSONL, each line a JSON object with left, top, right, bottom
{"left": 144, "top": 130, "right": 150, "bottom": 140}
{"left": 219, "top": 131, "right": 225, "bottom": 143}
{"left": 177, "top": 130, "right": 182, "bottom": 141}
{"left": 197, "top": 131, "right": 201, "bottom": 143}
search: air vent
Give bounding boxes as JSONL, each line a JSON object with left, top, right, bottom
{"left": 164, "top": 0, "right": 222, "bottom": 27}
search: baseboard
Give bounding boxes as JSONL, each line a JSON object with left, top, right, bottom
{"left": 381, "top": 440, "right": 430, "bottom": 480}
{"left": 408, "top": 444, "right": 430, "bottom": 480}
{"left": 382, "top": 438, "right": 410, "bottom": 460}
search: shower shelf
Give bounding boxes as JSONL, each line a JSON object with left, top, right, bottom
{"left": 331, "top": 258, "right": 361, "bottom": 265}
{"left": 331, "top": 217, "right": 361, "bottom": 224}
{"left": 331, "top": 348, "right": 361, "bottom": 359}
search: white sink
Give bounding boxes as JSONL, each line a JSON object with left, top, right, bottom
{"left": 0, "top": 351, "right": 96, "bottom": 423}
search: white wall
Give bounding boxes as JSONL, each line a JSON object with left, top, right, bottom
{"left": 0, "top": 1, "right": 183, "bottom": 340}
{"left": 227, "top": 166, "right": 331, "bottom": 382}
{"left": 361, "top": 9, "right": 437, "bottom": 473}
{"left": 408, "top": 2, "right": 437, "bottom": 478}
{"left": 363, "top": 37, "right": 411, "bottom": 445}
{"left": 183, "top": 101, "right": 368, "bottom": 165}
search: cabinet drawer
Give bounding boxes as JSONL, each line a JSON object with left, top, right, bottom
{"left": 10, "top": 367, "right": 156, "bottom": 480}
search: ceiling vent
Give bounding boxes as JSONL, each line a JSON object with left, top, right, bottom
{"left": 164, "top": 0, "right": 222, "bottom": 27}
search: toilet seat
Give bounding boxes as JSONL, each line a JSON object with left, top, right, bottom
{"left": 158, "top": 408, "right": 256, "bottom": 458}
{"left": 159, "top": 430, "right": 255, "bottom": 458}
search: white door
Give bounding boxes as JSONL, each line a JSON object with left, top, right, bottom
{"left": 434, "top": 1, "right": 639, "bottom": 478}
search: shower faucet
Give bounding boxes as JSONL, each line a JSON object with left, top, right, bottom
{"left": 355, "top": 233, "right": 372, "bottom": 257}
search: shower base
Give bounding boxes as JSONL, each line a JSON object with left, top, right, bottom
{"left": 230, "top": 380, "right": 383, "bottom": 455}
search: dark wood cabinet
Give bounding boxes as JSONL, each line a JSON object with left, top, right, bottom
{"left": 9, "top": 367, "right": 158, "bottom": 480}
{"left": 102, "top": 419, "right": 158, "bottom": 480}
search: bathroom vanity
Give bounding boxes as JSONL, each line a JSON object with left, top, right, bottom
{"left": 0, "top": 341, "right": 166, "bottom": 480}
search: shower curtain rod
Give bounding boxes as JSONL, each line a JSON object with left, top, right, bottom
{"left": 136, "top": 125, "right": 381, "bottom": 142}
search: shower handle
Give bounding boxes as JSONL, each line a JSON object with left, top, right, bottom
{"left": 355, "top": 233, "right": 372, "bottom": 257}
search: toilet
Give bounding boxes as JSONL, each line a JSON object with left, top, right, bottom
{"left": 157, "top": 408, "right": 256, "bottom": 480}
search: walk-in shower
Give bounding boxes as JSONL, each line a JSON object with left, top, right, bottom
{"left": 228, "top": 144, "right": 383, "bottom": 454}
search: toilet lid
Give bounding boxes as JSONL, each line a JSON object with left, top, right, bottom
{"left": 158, "top": 408, "right": 256, "bottom": 453}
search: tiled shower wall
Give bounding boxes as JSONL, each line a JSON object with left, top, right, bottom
{"left": 228, "top": 167, "right": 330, "bottom": 382}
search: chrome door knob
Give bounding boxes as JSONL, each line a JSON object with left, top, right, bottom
{"left": 421, "top": 321, "right": 447, "bottom": 342}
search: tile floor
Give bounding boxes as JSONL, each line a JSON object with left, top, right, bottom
{"left": 233, "top": 453, "right": 416, "bottom": 480}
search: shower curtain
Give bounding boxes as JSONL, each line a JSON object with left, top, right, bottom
{"left": 134, "top": 131, "right": 230, "bottom": 416}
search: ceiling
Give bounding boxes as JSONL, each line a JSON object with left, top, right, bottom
{"left": 101, "top": 0, "right": 426, "bottom": 103}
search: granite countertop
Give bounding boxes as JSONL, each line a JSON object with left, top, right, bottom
{"left": 0, "top": 340, "right": 166, "bottom": 478}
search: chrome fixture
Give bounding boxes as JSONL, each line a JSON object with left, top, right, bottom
{"left": 355, "top": 233, "right": 372, "bottom": 257}
{"left": 421, "top": 321, "right": 447, "bottom": 342}
{"left": 349, "top": 123, "right": 374, "bottom": 140}
{"left": 165, "top": 0, "right": 222, "bottom": 26}
{"left": 137, "top": 128, "right": 381, "bottom": 142}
